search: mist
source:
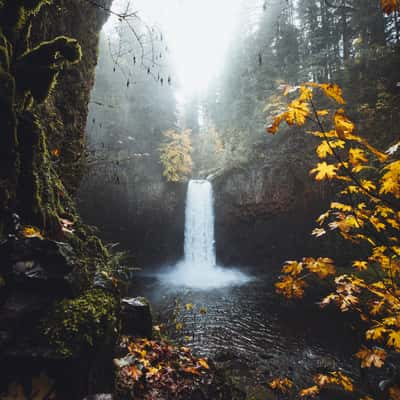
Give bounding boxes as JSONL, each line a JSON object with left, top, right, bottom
{"left": 2, "top": 0, "right": 400, "bottom": 398}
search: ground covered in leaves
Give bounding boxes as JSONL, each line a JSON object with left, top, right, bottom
{"left": 114, "top": 337, "right": 244, "bottom": 400}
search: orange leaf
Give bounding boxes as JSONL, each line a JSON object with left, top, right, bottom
{"left": 299, "top": 385, "right": 320, "bottom": 398}
{"left": 320, "top": 83, "right": 345, "bottom": 104}
{"left": 128, "top": 365, "right": 143, "bottom": 381}
{"left": 182, "top": 366, "right": 201, "bottom": 375}
{"left": 381, "top": 0, "right": 400, "bottom": 14}
{"left": 356, "top": 346, "right": 386, "bottom": 368}
{"left": 51, "top": 148, "right": 60, "bottom": 157}
{"left": 22, "top": 226, "right": 43, "bottom": 239}
{"left": 198, "top": 358, "right": 209, "bottom": 369}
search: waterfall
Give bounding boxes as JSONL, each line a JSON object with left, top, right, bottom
{"left": 158, "top": 179, "right": 250, "bottom": 289}
{"left": 184, "top": 180, "right": 216, "bottom": 270}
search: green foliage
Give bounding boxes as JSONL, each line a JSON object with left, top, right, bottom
{"left": 42, "top": 288, "right": 119, "bottom": 358}
{"left": 98, "top": 249, "right": 138, "bottom": 296}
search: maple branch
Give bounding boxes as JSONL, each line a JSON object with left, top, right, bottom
{"left": 309, "top": 99, "right": 398, "bottom": 263}
{"left": 310, "top": 99, "right": 397, "bottom": 211}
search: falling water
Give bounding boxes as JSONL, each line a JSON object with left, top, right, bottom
{"left": 184, "top": 180, "right": 216, "bottom": 271}
{"left": 159, "top": 179, "right": 250, "bottom": 289}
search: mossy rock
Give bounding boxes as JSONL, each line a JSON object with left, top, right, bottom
{"left": 42, "top": 288, "right": 119, "bottom": 358}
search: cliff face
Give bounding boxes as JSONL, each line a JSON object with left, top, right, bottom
{"left": 79, "top": 156, "right": 186, "bottom": 267}
{"left": 0, "top": 1, "right": 117, "bottom": 398}
{"left": 212, "top": 129, "right": 335, "bottom": 267}
{"left": 76, "top": 31, "right": 185, "bottom": 268}
{"left": 32, "top": 0, "right": 112, "bottom": 193}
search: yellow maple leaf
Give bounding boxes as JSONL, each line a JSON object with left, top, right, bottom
{"left": 198, "top": 358, "right": 209, "bottom": 369}
{"left": 304, "top": 257, "right": 336, "bottom": 279}
{"left": 330, "top": 371, "right": 354, "bottom": 392}
{"left": 316, "top": 109, "right": 329, "bottom": 116}
{"left": 316, "top": 140, "right": 333, "bottom": 158}
{"left": 268, "top": 377, "right": 293, "bottom": 393}
{"left": 387, "top": 330, "right": 400, "bottom": 350}
{"left": 366, "top": 326, "right": 387, "bottom": 341}
{"left": 320, "top": 83, "right": 346, "bottom": 104}
{"left": 175, "top": 322, "right": 183, "bottom": 331}
{"left": 282, "top": 260, "right": 303, "bottom": 276}
{"left": 299, "top": 385, "right": 320, "bottom": 398}
{"left": 331, "top": 202, "right": 352, "bottom": 212}
{"left": 287, "top": 99, "right": 310, "bottom": 126}
{"left": 370, "top": 216, "right": 386, "bottom": 232}
{"left": 353, "top": 261, "right": 368, "bottom": 271}
{"left": 275, "top": 276, "right": 307, "bottom": 299}
{"left": 380, "top": 160, "right": 400, "bottom": 198}
{"left": 334, "top": 109, "right": 355, "bottom": 139}
{"left": 310, "top": 162, "right": 338, "bottom": 180}
{"left": 349, "top": 148, "right": 368, "bottom": 166}
{"left": 370, "top": 300, "right": 385, "bottom": 316}
{"left": 21, "top": 226, "right": 43, "bottom": 239}
{"left": 267, "top": 112, "right": 286, "bottom": 134}
{"left": 361, "top": 180, "right": 377, "bottom": 191}
{"left": 299, "top": 85, "right": 313, "bottom": 101}
{"left": 356, "top": 346, "right": 386, "bottom": 368}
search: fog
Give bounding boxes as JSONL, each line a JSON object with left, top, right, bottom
{"left": 78, "top": 0, "right": 399, "bottom": 267}
{"left": 104, "top": 0, "right": 244, "bottom": 97}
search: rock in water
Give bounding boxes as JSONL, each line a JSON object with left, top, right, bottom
{"left": 121, "top": 297, "right": 152, "bottom": 338}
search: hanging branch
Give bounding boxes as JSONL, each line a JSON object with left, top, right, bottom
{"left": 83, "top": 0, "right": 139, "bottom": 19}
{"left": 83, "top": 0, "right": 164, "bottom": 79}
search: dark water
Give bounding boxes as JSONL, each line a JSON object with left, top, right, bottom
{"left": 134, "top": 269, "right": 359, "bottom": 389}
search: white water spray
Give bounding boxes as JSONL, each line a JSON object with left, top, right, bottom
{"left": 160, "top": 179, "right": 250, "bottom": 289}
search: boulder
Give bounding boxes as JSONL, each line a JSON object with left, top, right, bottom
{"left": 0, "top": 237, "right": 75, "bottom": 294}
{"left": 0, "top": 236, "right": 77, "bottom": 361}
{"left": 121, "top": 297, "right": 152, "bottom": 339}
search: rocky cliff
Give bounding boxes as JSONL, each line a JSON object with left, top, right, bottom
{"left": 0, "top": 1, "right": 118, "bottom": 398}
{"left": 32, "top": 0, "right": 113, "bottom": 193}
{"left": 212, "top": 129, "right": 345, "bottom": 268}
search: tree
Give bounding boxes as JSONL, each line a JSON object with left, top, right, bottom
{"left": 269, "top": 79, "right": 400, "bottom": 397}
{"left": 159, "top": 129, "right": 193, "bottom": 183}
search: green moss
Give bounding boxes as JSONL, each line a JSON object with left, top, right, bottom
{"left": 0, "top": 0, "right": 52, "bottom": 31}
{"left": 22, "top": 0, "right": 52, "bottom": 14}
{"left": 42, "top": 288, "right": 119, "bottom": 358}
{"left": 0, "top": 0, "right": 123, "bottom": 359}
{"left": 16, "top": 36, "right": 82, "bottom": 103}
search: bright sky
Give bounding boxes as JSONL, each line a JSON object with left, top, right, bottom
{"left": 104, "top": 0, "right": 243, "bottom": 98}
